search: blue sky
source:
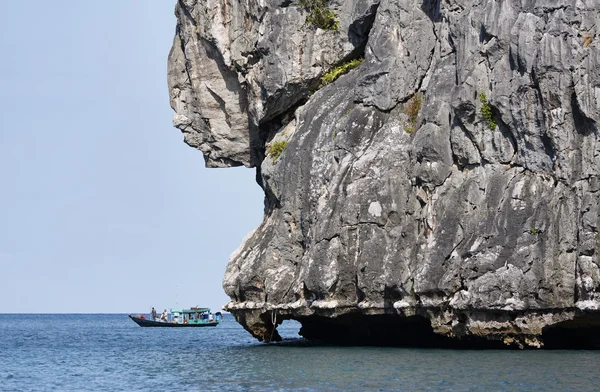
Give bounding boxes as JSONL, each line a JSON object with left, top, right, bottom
{"left": 0, "top": 1, "right": 264, "bottom": 313}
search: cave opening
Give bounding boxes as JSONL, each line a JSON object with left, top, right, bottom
{"left": 541, "top": 316, "right": 600, "bottom": 349}
{"left": 295, "top": 313, "right": 508, "bottom": 349}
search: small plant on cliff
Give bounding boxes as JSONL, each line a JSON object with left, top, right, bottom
{"left": 299, "top": 0, "right": 340, "bottom": 31}
{"left": 479, "top": 92, "right": 497, "bottom": 129}
{"left": 403, "top": 93, "right": 423, "bottom": 134}
{"left": 319, "top": 58, "right": 363, "bottom": 88}
{"left": 268, "top": 140, "right": 289, "bottom": 163}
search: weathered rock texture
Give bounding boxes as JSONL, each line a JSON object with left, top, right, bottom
{"left": 168, "top": 0, "right": 600, "bottom": 348}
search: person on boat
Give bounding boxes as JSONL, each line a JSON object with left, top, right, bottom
{"left": 161, "top": 309, "right": 168, "bottom": 322}
{"left": 209, "top": 312, "right": 214, "bottom": 322}
{"left": 151, "top": 307, "right": 157, "bottom": 321}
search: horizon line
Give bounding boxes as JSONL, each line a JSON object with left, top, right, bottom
{"left": 0, "top": 311, "right": 231, "bottom": 315}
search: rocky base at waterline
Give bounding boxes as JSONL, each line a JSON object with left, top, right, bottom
{"left": 168, "top": 0, "right": 600, "bottom": 349}
{"left": 225, "top": 303, "right": 600, "bottom": 349}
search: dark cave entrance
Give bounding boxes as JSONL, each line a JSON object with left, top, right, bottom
{"left": 296, "top": 313, "right": 508, "bottom": 349}
{"left": 286, "top": 313, "right": 600, "bottom": 349}
{"left": 541, "top": 316, "right": 600, "bottom": 349}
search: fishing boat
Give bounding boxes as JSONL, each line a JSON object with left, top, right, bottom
{"left": 128, "top": 307, "right": 222, "bottom": 327}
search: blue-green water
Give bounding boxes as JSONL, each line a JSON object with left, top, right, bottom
{"left": 1, "top": 314, "right": 599, "bottom": 391}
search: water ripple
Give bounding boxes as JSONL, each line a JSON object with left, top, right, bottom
{"left": 0, "top": 314, "right": 598, "bottom": 391}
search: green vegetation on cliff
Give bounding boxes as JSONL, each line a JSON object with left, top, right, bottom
{"left": 403, "top": 93, "right": 423, "bottom": 134}
{"left": 479, "top": 92, "right": 497, "bottom": 129}
{"left": 299, "top": 0, "right": 339, "bottom": 31}
{"left": 268, "top": 140, "right": 289, "bottom": 163}
{"left": 320, "top": 58, "right": 363, "bottom": 88}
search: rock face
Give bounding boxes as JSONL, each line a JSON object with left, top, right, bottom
{"left": 168, "top": 0, "right": 600, "bottom": 348}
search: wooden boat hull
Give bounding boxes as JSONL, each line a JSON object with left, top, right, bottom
{"left": 128, "top": 315, "right": 220, "bottom": 327}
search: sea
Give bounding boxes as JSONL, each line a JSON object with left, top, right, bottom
{"left": 1, "top": 314, "right": 599, "bottom": 391}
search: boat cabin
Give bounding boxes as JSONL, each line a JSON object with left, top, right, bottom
{"left": 169, "top": 307, "right": 221, "bottom": 325}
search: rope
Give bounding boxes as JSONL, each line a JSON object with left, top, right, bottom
{"left": 269, "top": 310, "right": 277, "bottom": 342}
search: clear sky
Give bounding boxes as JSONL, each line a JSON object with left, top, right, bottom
{"left": 0, "top": 1, "right": 264, "bottom": 313}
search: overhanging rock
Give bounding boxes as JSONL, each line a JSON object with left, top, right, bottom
{"left": 168, "top": 0, "right": 600, "bottom": 348}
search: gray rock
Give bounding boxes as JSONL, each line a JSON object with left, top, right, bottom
{"left": 168, "top": 0, "right": 600, "bottom": 347}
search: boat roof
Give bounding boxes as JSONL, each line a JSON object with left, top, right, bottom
{"left": 170, "top": 307, "right": 210, "bottom": 314}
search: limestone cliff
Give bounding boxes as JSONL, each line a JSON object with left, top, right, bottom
{"left": 168, "top": 0, "right": 600, "bottom": 348}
